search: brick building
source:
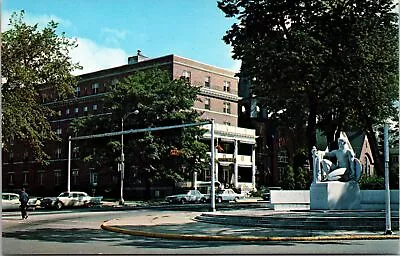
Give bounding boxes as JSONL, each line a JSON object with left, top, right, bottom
{"left": 3, "top": 51, "right": 257, "bottom": 198}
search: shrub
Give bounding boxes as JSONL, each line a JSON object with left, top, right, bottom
{"left": 359, "top": 175, "right": 384, "bottom": 190}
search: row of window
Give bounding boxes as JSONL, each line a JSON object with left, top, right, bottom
{"left": 7, "top": 151, "right": 30, "bottom": 162}
{"left": 204, "top": 98, "right": 231, "bottom": 114}
{"left": 75, "top": 83, "right": 101, "bottom": 97}
{"left": 7, "top": 146, "right": 79, "bottom": 162}
{"left": 7, "top": 170, "right": 98, "bottom": 186}
{"left": 57, "top": 104, "right": 98, "bottom": 117}
{"left": 182, "top": 70, "right": 232, "bottom": 92}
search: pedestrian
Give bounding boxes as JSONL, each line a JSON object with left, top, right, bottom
{"left": 19, "top": 187, "right": 29, "bottom": 220}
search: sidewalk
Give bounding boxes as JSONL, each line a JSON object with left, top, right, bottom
{"left": 101, "top": 208, "right": 400, "bottom": 241}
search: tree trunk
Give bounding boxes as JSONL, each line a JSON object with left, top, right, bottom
{"left": 145, "top": 177, "right": 152, "bottom": 200}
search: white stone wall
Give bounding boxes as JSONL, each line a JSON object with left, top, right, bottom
{"left": 270, "top": 189, "right": 399, "bottom": 211}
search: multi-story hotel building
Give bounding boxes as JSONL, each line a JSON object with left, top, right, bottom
{"left": 3, "top": 51, "right": 257, "bottom": 199}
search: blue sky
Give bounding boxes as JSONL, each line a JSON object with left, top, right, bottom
{"left": 3, "top": 0, "right": 240, "bottom": 75}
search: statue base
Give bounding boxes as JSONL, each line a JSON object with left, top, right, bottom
{"left": 310, "top": 181, "right": 361, "bottom": 210}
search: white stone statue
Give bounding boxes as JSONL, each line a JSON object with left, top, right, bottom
{"left": 312, "top": 138, "right": 362, "bottom": 183}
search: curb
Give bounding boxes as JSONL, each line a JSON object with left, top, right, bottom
{"left": 101, "top": 219, "right": 400, "bottom": 242}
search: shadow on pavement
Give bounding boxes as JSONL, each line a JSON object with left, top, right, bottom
{"left": 2, "top": 226, "right": 352, "bottom": 249}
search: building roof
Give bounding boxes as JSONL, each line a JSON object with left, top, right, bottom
{"left": 77, "top": 53, "right": 237, "bottom": 82}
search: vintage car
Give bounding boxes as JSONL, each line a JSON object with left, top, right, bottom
{"left": 2, "top": 193, "right": 21, "bottom": 211}
{"left": 166, "top": 190, "right": 206, "bottom": 204}
{"left": 55, "top": 191, "right": 92, "bottom": 210}
{"left": 2, "top": 193, "right": 42, "bottom": 211}
{"left": 215, "top": 189, "right": 243, "bottom": 203}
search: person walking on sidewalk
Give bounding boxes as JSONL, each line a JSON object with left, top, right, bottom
{"left": 19, "top": 188, "right": 29, "bottom": 220}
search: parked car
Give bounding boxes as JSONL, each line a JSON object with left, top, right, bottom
{"left": 40, "top": 197, "right": 57, "bottom": 209}
{"left": 166, "top": 190, "right": 206, "bottom": 204}
{"left": 215, "top": 189, "right": 243, "bottom": 203}
{"left": 55, "top": 191, "right": 92, "bottom": 210}
{"left": 2, "top": 193, "right": 21, "bottom": 211}
{"left": 27, "top": 197, "right": 41, "bottom": 210}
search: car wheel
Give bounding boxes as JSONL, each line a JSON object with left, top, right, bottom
{"left": 56, "top": 202, "right": 63, "bottom": 210}
{"left": 200, "top": 197, "right": 206, "bottom": 203}
{"left": 217, "top": 197, "right": 222, "bottom": 203}
{"left": 180, "top": 198, "right": 187, "bottom": 204}
{"left": 234, "top": 197, "right": 239, "bottom": 202}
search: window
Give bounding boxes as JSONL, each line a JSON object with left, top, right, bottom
{"left": 23, "top": 151, "right": 29, "bottom": 161}
{"left": 223, "top": 102, "right": 231, "bottom": 114}
{"left": 75, "top": 87, "right": 81, "bottom": 97}
{"left": 55, "top": 148, "right": 62, "bottom": 159}
{"left": 57, "top": 110, "right": 62, "bottom": 116}
{"left": 92, "top": 83, "right": 99, "bottom": 94}
{"left": 56, "top": 128, "right": 62, "bottom": 135}
{"left": 93, "top": 104, "right": 98, "bottom": 111}
{"left": 84, "top": 106, "right": 88, "bottom": 113}
{"left": 223, "top": 121, "right": 231, "bottom": 126}
{"left": 73, "top": 147, "right": 80, "bottom": 158}
{"left": 223, "top": 81, "right": 231, "bottom": 92}
{"left": 9, "top": 152, "right": 14, "bottom": 162}
{"left": 72, "top": 169, "right": 79, "bottom": 185}
{"left": 204, "top": 98, "right": 211, "bottom": 110}
{"left": 8, "top": 172, "right": 14, "bottom": 185}
{"left": 364, "top": 156, "right": 371, "bottom": 176}
{"left": 90, "top": 170, "right": 98, "bottom": 185}
{"left": 277, "top": 149, "right": 288, "bottom": 164}
{"left": 23, "top": 172, "right": 28, "bottom": 186}
{"left": 10, "top": 134, "right": 15, "bottom": 145}
{"left": 204, "top": 76, "right": 210, "bottom": 87}
{"left": 38, "top": 171, "right": 44, "bottom": 185}
{"left": 75, "top": 107, "right": 79, "bottom": 113}
{"left": 182, "top": 70, "right": 191, "bottom": 83}
{"left": 65, "top": 108, "right": 70, "bottom": 115}
{"left": 54, "top": 170, "right": 62, "bottom": 185}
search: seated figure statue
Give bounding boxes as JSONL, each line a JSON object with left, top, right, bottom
{"left": 312, "top": 138, "right": 362, "bottom": 182}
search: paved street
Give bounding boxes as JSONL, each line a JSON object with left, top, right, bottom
{"left": 2, "top": 207, "right": 399, "bottom": 255}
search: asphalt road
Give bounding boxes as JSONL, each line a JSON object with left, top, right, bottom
{"left": 2, "top": 208, "right": 399, "bottom": 255}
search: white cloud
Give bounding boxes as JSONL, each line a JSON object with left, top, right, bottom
{"left": 229, "top": 59, "right": 242, "bottom": 73}
{"left": 228, "top": 46, "right": 242, "bottom": 73}
{"left": 2, "top": 10, "right": 72, "bottom": 32}
{"left": 70, "top": 37, "right": 130, "bottom": 75}
{"left": 101, "top": 27, "right": 129, "bottom": 46}
{"left": 102, "top": 27, "right": 128, "bottom": 39}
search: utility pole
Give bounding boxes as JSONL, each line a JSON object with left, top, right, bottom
{"left": 384, "top": 124, "right": 392, "bottom": 235}
{"left": 119, "top": 110, "right": 139, "bottom": 205}
{"left": 210, "top": 119, "right": 216, "bottom": 212}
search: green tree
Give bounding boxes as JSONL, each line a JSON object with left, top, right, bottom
{"left": 280, "top": 165, "right": 295, "bottom": 190}
{"left": 2, "top": 11, "right": 81, "bottom": 161}
{"left": 71, "top": 69, "right": 209, "bottom": 197}
{"left": 218, "top": 0, "right": 397, "bottom": 174}
{"left": 294, "top": 167, "right": 309, "bottom": 190}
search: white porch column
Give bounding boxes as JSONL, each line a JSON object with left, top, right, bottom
{"left": 215, "top": 146, "right": 219, "bottom": 187}
{"left": 234, "top": 139, "right": 238, "bottom": 188}
{"left": 251, "top": 144, "right": 256, "bottom": 190}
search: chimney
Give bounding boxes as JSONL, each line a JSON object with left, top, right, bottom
{"left": 128, "top": 50, "right": 149, "bottom": 64}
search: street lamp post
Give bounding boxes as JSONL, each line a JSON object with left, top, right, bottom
{"left": 119, "top": 110, "right": 139, "bottom": 205}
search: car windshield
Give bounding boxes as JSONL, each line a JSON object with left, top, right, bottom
{"left": 58, "top": 192, "right": 69, "bottom": 197}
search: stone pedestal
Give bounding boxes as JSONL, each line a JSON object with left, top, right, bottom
{"left": 310, "top": 181, "right": 361, "bottom": 210}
